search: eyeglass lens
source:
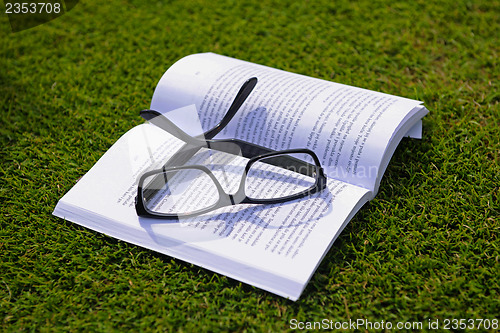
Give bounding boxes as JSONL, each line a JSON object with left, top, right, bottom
{"left": 142, "top": 168, "right": 219, "bottom": 215}
{"left": 245, "top": 152, "right": 317, "bottom": 200}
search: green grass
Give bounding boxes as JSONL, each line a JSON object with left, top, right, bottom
{"left": 1, "top": 0, "right": 498, "bottom": 331}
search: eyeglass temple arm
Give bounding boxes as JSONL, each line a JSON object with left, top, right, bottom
{"left": 140, "top": 76, "right": 257, "bottom": 168}
{"left": 203, "top": 77, "right": 257, "bottom": 139}
{"left": 140, "top": 109, "right": 273, "bottom": 157}
{"left": 140, "top": 77, "right": 257, "bottom": 140}
{"left": 139, "top": 109, "right": 275, "bottom": 157}
{"left": 140, "top": 109, "right": 202, "bottom": 146}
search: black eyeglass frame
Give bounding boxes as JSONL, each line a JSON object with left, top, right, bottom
{"left": 135, "top": 148, "right": 326, "bottom": 219}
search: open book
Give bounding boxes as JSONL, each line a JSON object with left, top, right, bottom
{"left": 53, "top": 53, "right": 428, "bottom": 300}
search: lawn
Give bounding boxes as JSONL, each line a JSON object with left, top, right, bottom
{"left": 1, "top": 0, "right": 498, "bottom": 331}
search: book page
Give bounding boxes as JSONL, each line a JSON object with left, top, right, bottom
{"left": 151, "top": 53, "right": 425, "bottom": 191}
{"left": 54, "top": 124, "right": 370, "bottom": 300}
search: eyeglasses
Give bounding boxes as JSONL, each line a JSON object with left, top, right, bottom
{"left": 136, "top": 146, "right": 326, "bottom": 219}
{"left": 135, "top": 78, "right": 327, "bottom": 219}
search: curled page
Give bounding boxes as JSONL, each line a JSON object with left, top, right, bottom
{"left": 151, "top": 53, "right": 428, "bottom": 192}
